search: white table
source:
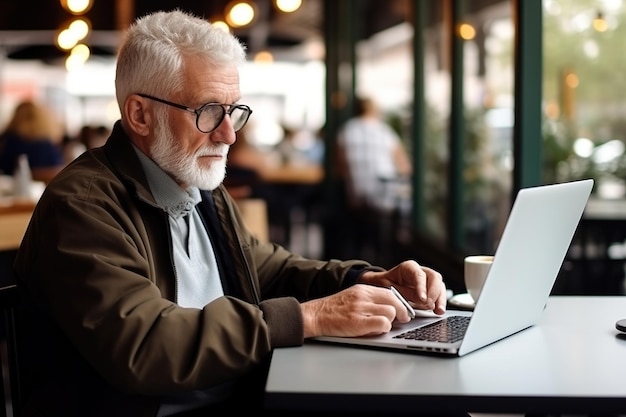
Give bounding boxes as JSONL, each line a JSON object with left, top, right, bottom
{"left": 265, "top": 296, "right": 626, "bottom": 414}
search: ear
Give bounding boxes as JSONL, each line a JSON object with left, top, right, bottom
{"left": 123, "top": 94, "right": 152, "bottom": 137}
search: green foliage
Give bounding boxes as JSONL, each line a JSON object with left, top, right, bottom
{"left": 542, "top": 0, "right": 626, "bottom": 188}
{"left": 542, "top": 118, "right": 576, "bottom": 183}
{"left": 544, "top": 0, "right": 626, "bottom": 125}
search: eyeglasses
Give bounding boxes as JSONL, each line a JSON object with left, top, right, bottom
{"left": 137, "top": 93, "right": 252, "bottom": 133}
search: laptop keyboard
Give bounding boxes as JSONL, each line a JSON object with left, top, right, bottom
{"left": 393, "top": 315, "right": 471, "bottom": 343}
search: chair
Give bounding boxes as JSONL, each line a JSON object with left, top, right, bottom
{"left": 0, "top": 284, "right": 22, "bottom": 417}
{"left": 235, "top": 198, "right": 269, "bottom": 242}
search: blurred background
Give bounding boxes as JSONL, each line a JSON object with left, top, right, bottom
{"left": 1, "top": 0, "right": 625, "bottom": 296}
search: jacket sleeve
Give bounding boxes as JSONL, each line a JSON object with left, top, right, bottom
{"left": 213, "top": 187, "right": 384, "bottom": 305}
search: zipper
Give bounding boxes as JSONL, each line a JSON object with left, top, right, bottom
{"left": 219, "top": 189, "right": 261, "bottom": 305}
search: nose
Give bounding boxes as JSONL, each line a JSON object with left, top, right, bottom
{"left": 209, "top": 116, "right": 236, "bottom": 145}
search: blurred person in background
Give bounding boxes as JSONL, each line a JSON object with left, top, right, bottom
{"left": 335, "top": 96, "right": 413, "bottom": 263}
{"left": 80, "top": 124, "right": 110, "bottom": 149}
{"left": 275, "top": 125, "right": 324, "bottom": 167}
{"left": 0, "top": 99, "right": 65, "bottom": 183}
{"left": 63, "top": 124, "right": 112, "bottom": 163}
{"left": 337, "top": 96, "right": 412, "bottom": 213}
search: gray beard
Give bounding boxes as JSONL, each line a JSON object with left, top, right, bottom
{"left": 150, "top": 112, "right": 227, "bottom": 190}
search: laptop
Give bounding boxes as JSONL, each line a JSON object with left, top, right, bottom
{"left": 314, "top": 179, "right": 594, "bottom": 356}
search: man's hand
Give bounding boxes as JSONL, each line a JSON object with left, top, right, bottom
{"left": 301, "top": 284, "right": 414, "bottom": 339}
{"left": 359, "top": 260, "right": 447, "bottom": 315}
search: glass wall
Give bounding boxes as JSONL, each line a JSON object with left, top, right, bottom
{"left": 418, "top": 1, "right": 516, "bottom": 255}
{"left": 366, "top": 0, "right": 626, "bottom": 262}
{"left": 459, "top": 1, "right": 515, "bottom": 255}
{"left": 350, "top": 1, "right": 516, "bottom": 255}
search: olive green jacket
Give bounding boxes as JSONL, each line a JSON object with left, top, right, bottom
{"left": 14, "top": 121, "right": 377, "bottom": 416}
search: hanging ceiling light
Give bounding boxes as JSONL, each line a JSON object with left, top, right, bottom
{"left": 208, "top": 17, "right": 231, "bottom": 33}
{"left": 56, "top": 17, "right": 91, "bottom": 51}
{"left": 458, "top": 23, "right": 476, "bottom": 40}
{"left": 65, "top": 43, "right": 90, "bottom": 71}
{"left": 58, "top": 0, "right": 92, "bottom": 67}
{"left": 254, "top": 50, "right": 274, "bottom": 63}
{"left": 593, "top": 11, "right": 608, "bottom": 32}
{"left": 68, "top": 18, "right": 91, "bottom": 43}
{"left": 60, "top": 0, "right": 93, "bottom": 15}
{"left": 275, "top": 0, "right": 302, "bottom": 13}
{"left": 225, "top": 1, "right": 257, "bottom": 28}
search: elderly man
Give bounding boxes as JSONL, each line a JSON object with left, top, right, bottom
{"left": 14, "top": 10, "right": 448, "bottom": 417}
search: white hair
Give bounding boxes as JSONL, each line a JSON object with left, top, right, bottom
{"left": 114, "top": 9, "right": 247, "bottom": 112}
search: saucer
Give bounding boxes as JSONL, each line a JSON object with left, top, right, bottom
{"left": 448, "top": 293, "right": 476, "bottom": 311}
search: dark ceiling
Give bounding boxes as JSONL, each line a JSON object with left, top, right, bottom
{"left": 1, "top": 0, "right": 277, "bottom": 31}
{"left": 0, "top": 0, "right": 425, "bottom": 61}
{"left": 0, "top": 0, "right": 326, "bottom": 61}
{"left": 0, "top": 0, "right": 507, "bottom": 62}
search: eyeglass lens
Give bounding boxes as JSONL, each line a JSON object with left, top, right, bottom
{"left": 198, "top": 104, "right": 250, "bottom": 133}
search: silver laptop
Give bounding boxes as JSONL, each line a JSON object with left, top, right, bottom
{"left": 314, "top": 179, "right": 594, "bottom": 356}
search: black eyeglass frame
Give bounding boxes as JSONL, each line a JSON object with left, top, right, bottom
{"left": 137, "top": 93, "right": 252, "bottom": 133}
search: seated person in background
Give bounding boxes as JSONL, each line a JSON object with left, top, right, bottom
{"left": 0, "top": 99, "right": 65, "bottom": 183}
{"left": 337, "top": 96, "right": 413, "bottom": 213}
{"left": 84, "top": 125, "right": 111, "bottom": 149}
{"left": 333, "top": 97, "right": 413, "bottom": 265}
{"left": 14, "top": 10, "right": 449, "bottom": 417}
{"left": 64, "top": 124, "right": 112, "bottom": 163}
{"left": 274, "top": 125, "right": 322, "bottom": 166}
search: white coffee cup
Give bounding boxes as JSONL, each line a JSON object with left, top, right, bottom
{"left": 464, "top": 255, "right": 494, "bottom": 304}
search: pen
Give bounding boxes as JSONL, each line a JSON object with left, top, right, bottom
{"left": 390, "top": 286, "right": 416, "bottom": 319}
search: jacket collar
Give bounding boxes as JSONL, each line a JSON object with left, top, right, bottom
{"left": 103, "top": 120, "right": 157, "bottom": 206}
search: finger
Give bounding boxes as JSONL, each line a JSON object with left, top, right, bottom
{"left": 356, "top": 315, "right": 394, "bottom": 336}
{"left": 406, "top": 261, "right": 429, "bottom": 302}
{"left": 421, "top": 267, "right": 445, "bottom": 308}
{"left": 365, "top": 287, "right": 412, "bottom": 323}
{"left": 432, "top": 282, "right": 448, "bottom": 315}
{"left": 401, "top": 266, "right": 434, "bottom": 308}
{"left": 339, "top": 305, "right": 396, "bottom": 337}
{"left": 346, "top": 286, "right": 400, "bottom": 320}
{"left": 368, "top": 302, "right": 399, "bottom": 322}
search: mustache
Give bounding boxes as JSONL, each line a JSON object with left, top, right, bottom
{"left": 195, "top": 144, "right": 229, "bottom": 158}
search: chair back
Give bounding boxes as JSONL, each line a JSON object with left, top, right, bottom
{"left": 0, "top": 284, "right": 22, "bottom": 417}
{"left": 235, "top": 198, "right": 269, "bottom": 242}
